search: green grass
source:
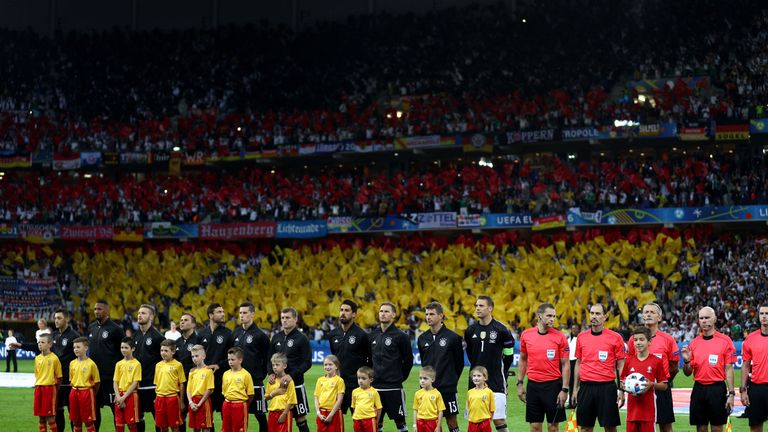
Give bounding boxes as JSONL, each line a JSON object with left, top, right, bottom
{"left": 1, "top": 360, "right": 751, "bottom": 431}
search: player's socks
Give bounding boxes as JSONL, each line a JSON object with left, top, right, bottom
{"left": 47, "top": 420, "right": 58, "bottom": 432}
{"left": 450, "top": 427, "right": 460, "bottom": 432}
{"left": 297, "top": 420, "right": 310, "bottom": 432}
{"left": 256, "top": 413, "right": 268, "bottom": 432}
{"left": 397, "top": 426, "right": 409, "bottom": 432}
{"left": 494, "top": 423, "right": 509, "bottom": 432}
{"left": 128, "top": 426, "right": 138, "bottom": 432}
{"left": 73, "top": 426, "right": 82, "bottom": 432}
{"left": 39, "top": 420, "right": 47, "bottom": 432}
{"left": 86, "top": 424, "right": 96, "bottom": 432}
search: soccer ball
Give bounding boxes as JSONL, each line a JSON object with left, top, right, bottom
{"left": 623, "top": 372, "right": 649, "bottom": 396}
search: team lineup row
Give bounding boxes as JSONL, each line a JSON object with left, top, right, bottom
{"left": 23, "top": 298, "right": 768, "bottom": 432}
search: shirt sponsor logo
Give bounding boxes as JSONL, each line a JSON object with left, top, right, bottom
{"left": 598, "top": 351, "right": 608, "bottom": 362}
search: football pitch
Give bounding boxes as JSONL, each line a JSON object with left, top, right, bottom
{"left": 0, "top": 360, "right": 749, "bottom": 431}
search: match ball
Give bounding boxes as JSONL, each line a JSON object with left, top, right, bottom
{"left": 623, "top": 372, "right": 649, "bottom": 396}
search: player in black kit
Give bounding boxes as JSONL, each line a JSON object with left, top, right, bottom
{"left": 199, "top": 303, "right": 233, "bottom": 426}
{"left": 370, "top": 302, "right": 413, "bottom": 432}
{"left": 175, "top": 312, "right": 201, "bottom": 432}
{"left": 232, "top": 302, "right": 270, "bottom": 432}
{"left": 328, "top": 299, "right": 371, "bottom": 414}
{"left": 417, "top": 302, "right": 464, "bottom": 432}
{"left": 268, "top": 307, "right": 312, "bottom": 432}
{"left": 464, "top": 296, "right": 514, "bottom": 432}
{"left": 133, "top": 304, "right": 165, "bottom": 432}
{"left": 87, "top": 300, "right": 125, "bottom": 431}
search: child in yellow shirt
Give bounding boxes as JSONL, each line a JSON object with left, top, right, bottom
{"left": 113, "top": 337, "right": 141, "bottom": 432}
{"left": 466, "top": 366, "right": 494, "bottom": 432}
{"left": 34, "top": 333, "right": 62, "bottom": 432}
{"left": 265, "top": 353, "right": 297, "bottom": 432}
{"left": 413, "top": 366, "right": 446, "bottom": 432}
{"left": 69, "top": 337, "right": 100, "bottom": 432}
{"left": 351, "top": 366, "right": 382, "bottom": 432}
{"left": 221, "top": 347, "right": 254, "bottom": 432}
{"left": 314, "top": 355, "right": 345, "bottom": 432}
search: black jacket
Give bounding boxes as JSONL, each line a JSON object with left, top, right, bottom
{"left": 268, "top": 328, "right": 311, "bottom": 386}
{"left": 232, "top": 323, "right": 270, "bottom": 383}
{"left": 199, "top": 324, "right": 233, "bottom": 378}
{"left": 87, "top": 319, "right": 124, "bottom": 380}
{"left": 133, "top": 326, "right": 165, "bottom": 387}
{"left": 370, "top": 324, "right": 413, "bottom": 389}
{"left": 328, "top": 323, "right": 371, "bottom": 387}
{"left": 417, "top": 324, "right": 464, "bottom": 390}
{"left": 175, "top": 330, "right": 202, "bottom": 375}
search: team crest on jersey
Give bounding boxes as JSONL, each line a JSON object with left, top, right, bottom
{"left": 287, "top": 339, "right": 294, "bottom": 348}
{"left": 187, "top": 345, "right": 193, "bottom": 351}
{"left": 246, "top": 335, "right": 253, "bottom": 344}
{"left": 708, "top": 354, "right": 718, "bottom": 366}
{"left": 598, "top": 351, "right": 608, "bottom": 362}
{"left": 216, "top": 335, "right": 224, "bottom": 344}
{"left": 348, "top": 336, "right": 356, "bottom": 344}
{"left": 62, "top": 338, "right": 68, "bottom": 346}
{"left": 547, "top": 349, "right": 556, "bottom": 360}
{"left": 146, "top": 338, "right": 153, "bottom": 346}
{"left": 430, "top": 395, "right": 436, "bottom": 400}
{"left": 102, "top": 331, "right": 109, "bottom": 339}
{"left": 489, "top": 331, "right": 497, "bottom": 341}
{"left": 384, "top": 337, "right": 393, "bottom": 346}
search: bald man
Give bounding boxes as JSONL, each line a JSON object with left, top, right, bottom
{"left": 682, "top": 306, "right": 736, "bottom": 432}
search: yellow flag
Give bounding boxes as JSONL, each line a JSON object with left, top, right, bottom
{"left": 724, "top": 415, "right": 732, "bottom": 432}
{"left": 566, "top": 410, "right": 578, "bottom": 432}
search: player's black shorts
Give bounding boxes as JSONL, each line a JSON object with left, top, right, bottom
{"left": 97, "top": 379, "right": 115, "bottom": 407}
{"left": 376, "top": 387, "right": 407, "bottom": 421}
{"left": 526, "top": 379, "right": 566, "bottom": 424}
{"left": 576, "top": 381, "right": 620, "bottom": 428}
{"left": 211, "top": 374, "right": 224, "bottom": 412}
{"left": 690, "top": 382, "right": 728, "bottom": 426}
{"left": 341, "top": 382, "right": 356, "bottom": 414}
{"left": 436, "top": 387, "right": 460, "bottom": 416}
{"left": 249, "top": 385, "right": 267, "bottom": 415}
{"left": 747, "top": 383, "right": 768, "bottom": 427}
{"left": 292, "top": 384, "right": 310, "bottom": 418}
{"left": 138, "top": 388, "right": 157, "bottom": 414}
{"left": 58, "top": 385, "right": 70, "bottom": 408}
{"left": 655, "top": 385, "right": 675, "bottom": 424}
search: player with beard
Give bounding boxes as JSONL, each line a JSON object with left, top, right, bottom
{"left": 175, "top": 312, "right": 201, "bottom": 432}
{"left": 133, "top": 304, "right": 165, "bottom": 432}
{"left": 328, "top": 300, "right": 371, "bottom": 414}
{"left": 370, "top": 302, "right": 413, "bottom": 432}
{"left": 199, "top": 303, "right": 233, "bottom": 429}
{"left": 87, "top": 300, "right": 124, "bottom": 431}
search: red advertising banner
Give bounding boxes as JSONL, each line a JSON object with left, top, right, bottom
{"left": 198, "top": 222, "right": 276, "bottom": 240}
{"left": 60, "top": 225, "right": 114, "bottom": 240}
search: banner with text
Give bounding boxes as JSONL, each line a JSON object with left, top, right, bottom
{"left": 199, "top": 222, "right": 276, "bottom": 240}
{"left": 276, "top": 220, "right": 328, "bottom": 239}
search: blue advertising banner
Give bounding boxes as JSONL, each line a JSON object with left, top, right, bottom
{"left": 567, "top": 206, "right": 768, "bottom": 226}
{"left": 0, "top": 223, "right": 18, "bottom": 238}
{"left": 144, "top": 222, "right": 198, "bottom": 239}
{"left": 400, "top": 212, "right": 457, "bottom": 229}
{"left": 276, "top": 220, "right": 328, "bottom": 239}
{"left": 80, "top": 152, "right": 103, "bottom": 167}
{"left": 639, "top": 122, "right": 678, "bottom": 138}
{"left": 481, "top": 213, "right": 534, "bottom": 228}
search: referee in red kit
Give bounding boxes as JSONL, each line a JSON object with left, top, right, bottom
{"left": 682, "top": 306, "right": 736, "bottom": 432}
{"left": 740, "top": 304, "right": 768, "bottom": 432}
{"left": 517, "top": 303, "right": 570, "bottom": 432}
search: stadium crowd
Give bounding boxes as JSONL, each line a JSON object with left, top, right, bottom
{"left": 3, "top": 226, "right": 766, "bottom": 342}
{"left": 0, "top": 0, "right": 767, "bottom": 155}
{"left": 1, "top": 152, "right": 767, "bottom": 224}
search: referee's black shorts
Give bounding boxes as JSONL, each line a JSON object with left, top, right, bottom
{"left": 747, "top": 383, "right": 768, "bottom": 427}
{"left": 689, "top": 382, "right": 728, "bottom": 426}
{"left": 526, "top": 379, "right": 566, "bottom": 424}
{"left": 576, "top": 381, "right": 621, "bottom": 428}
{"left": 654, "top": 385, "right": 675, "bottom": 424}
